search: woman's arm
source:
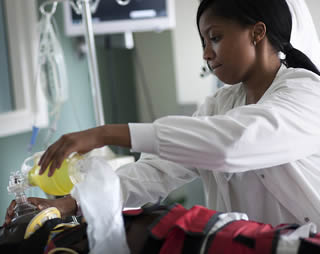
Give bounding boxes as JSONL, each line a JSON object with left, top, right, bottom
{"left": 145, "top": 82, "right": 320, "bottom": 172}
{"left": 39, "top": 124, "right": 131, "bottom": 176}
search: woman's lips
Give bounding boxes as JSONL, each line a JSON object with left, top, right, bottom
{"left": 212, "top": 64, "right": 222, "bottom": 70}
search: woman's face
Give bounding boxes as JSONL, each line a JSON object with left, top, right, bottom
{"left": 199, "top": 9, "right": 256, "bottom": 84}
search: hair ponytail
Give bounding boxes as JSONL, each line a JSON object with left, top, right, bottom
{"left": 283, "top": 43, "right": 320, "bottom": 75}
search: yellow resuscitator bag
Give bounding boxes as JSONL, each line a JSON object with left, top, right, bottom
{"left": 22, "top": 152, "right": 86, "bottom": 196}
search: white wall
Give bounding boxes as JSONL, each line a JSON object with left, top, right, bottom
{"left": 306, "top": 0, "right": 320, "bottom": 36}
{"left": 134, "top": 31, "right": 180, "bottom": 122}
{"left": 289, "top": 0, "right": 320, "bottom": 68}
{"left": 171, "top": 0, "right": 218, "bottom": 106}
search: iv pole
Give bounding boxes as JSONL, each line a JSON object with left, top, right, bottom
{"left": 40, "top": 0, "right": 131, "bottom": 158}
{"left": 75, "top": 0, "right": 130, "bottom": 128}
{"left": 78, "top": 0, "right": 104, "bottom": 127}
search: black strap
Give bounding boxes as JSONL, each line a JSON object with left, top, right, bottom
{"left": 232, "top": 225, "right": 300, "bottom": 251}
{"left": 298, "top": 239, "right": 320, "bottom": 254}
{"left": 182, "top": 212, "right": 222, "bottom": 254}
{"left": 140, "top": 237, "right": 164, "bottom": 254}
{"left": 203, "top": 220, "right": 240, "bottom": 254}
{"left": 52, "top": 223, "right": 88, "bottom": 247}
{"left": 19, "top": 218, "right": 63, "bottom": 254}
{"left": 181, "top": 235, "right": 205, "bottom": 254}
{"left": 233, "top": 234, "right": 255, "bottom": 249}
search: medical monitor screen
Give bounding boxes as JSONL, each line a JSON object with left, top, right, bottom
{"left": 63, "top": 0, "right": 175, "bottom": 36}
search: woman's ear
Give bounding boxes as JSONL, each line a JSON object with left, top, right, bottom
{"left": 252, "top": 22, "right": 266, "bottom": 45}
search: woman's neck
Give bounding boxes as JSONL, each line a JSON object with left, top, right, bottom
{"left": 243, "top": 43, "right": 281, "bottom": 105}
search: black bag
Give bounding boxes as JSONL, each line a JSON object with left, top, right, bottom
{"left": 0, "top": 215, "right": 89, "bottom": 254}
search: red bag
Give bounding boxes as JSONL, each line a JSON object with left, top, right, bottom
{"left": 133, "top": 204, "right": 320, "bottom": 254}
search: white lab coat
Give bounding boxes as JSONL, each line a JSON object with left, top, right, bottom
{"left": 118, "top": 65, "right": 320, "bottom": 228}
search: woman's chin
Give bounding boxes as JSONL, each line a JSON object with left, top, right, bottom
{"left": 215, "top": 73, "right": 240, "bottom": 85}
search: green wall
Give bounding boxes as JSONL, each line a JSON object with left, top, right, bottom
{"left": 0, "top": 0, "right": 13, "bottom": 113}
{"left": 0, "top": 3, "right": 97, "bottom": 221}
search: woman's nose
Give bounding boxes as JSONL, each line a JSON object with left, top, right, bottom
{"left": 203, "top": 44, "right": 216, "bottom": 61}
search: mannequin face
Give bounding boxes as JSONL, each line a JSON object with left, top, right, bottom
{"left": 199, "top": 9, "right": 257, "bottom": 84}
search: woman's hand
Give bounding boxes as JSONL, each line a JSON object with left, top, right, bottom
{"left": 39, "top": 127, "right": 105, "bottom": 176}
{"left": 38, "top": 124, "right": 131, "bottom": 177}
{"left": 4, "top": 196, "right": 77, "bottom": 227}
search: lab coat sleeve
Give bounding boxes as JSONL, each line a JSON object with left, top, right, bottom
{"left": 136, "top": 75, "right": 320, "bottom": 173}
{"left": 116, "top": 153, "right": 199, "bottom": 208}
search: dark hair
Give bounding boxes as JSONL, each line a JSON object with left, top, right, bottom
{"left": 197, "top": 0, "right": 320, "bottom": 76}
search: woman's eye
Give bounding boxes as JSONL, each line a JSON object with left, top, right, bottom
{"left": 210, "top": 36, "right": 221, "bottom": 43}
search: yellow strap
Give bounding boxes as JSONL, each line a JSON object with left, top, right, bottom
{"left": 47, "top": 247, "right": 79, "bottom": 254}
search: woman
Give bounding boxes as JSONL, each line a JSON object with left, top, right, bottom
{"left": 6, "top": 0, "right": 320, "bottom": 228}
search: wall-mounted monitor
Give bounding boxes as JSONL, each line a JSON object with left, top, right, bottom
{"left": 63, "top": 0, "right": 175, "bottom": 36}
